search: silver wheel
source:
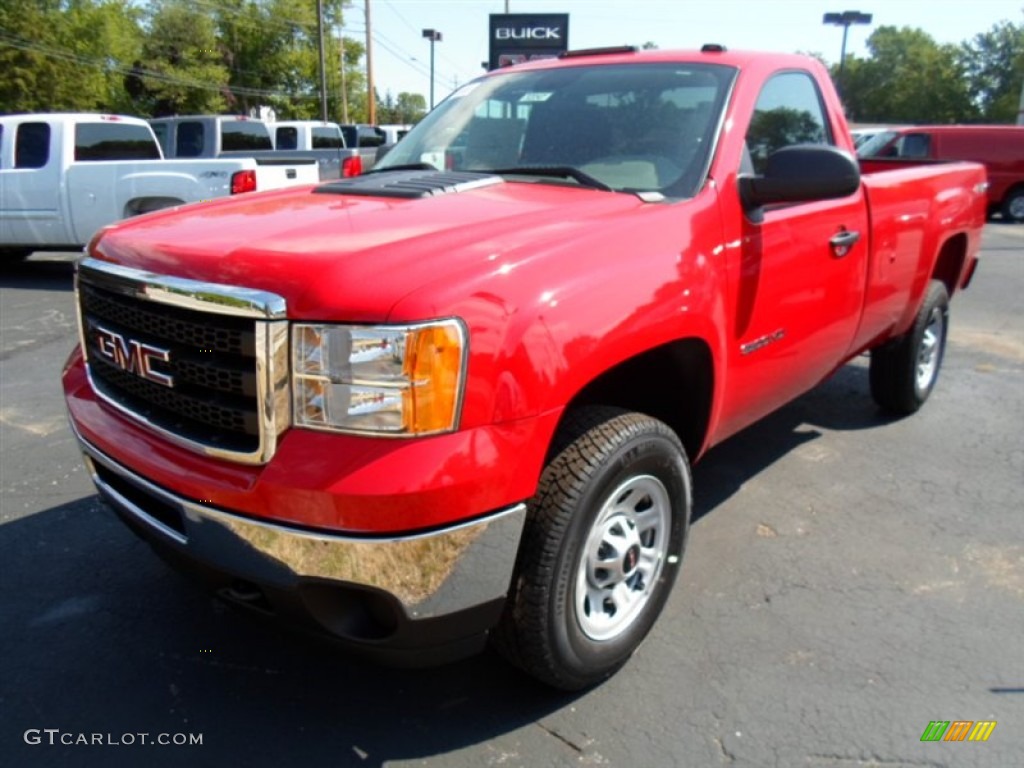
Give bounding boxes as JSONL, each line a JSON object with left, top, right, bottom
{"left": 870, "top": 279, "right": 949, "bottom": 415}
{"left": 493, "top": 407, "right": 690, "bottom": 690}
{"left": 575, "top": 475, "right": 670, "bottom": 641}
{"left": 915, "top": 305, "right": 945, "bottom": 393}
{"left": 1008, "top": 193, "right": 1024, "bottom": 222}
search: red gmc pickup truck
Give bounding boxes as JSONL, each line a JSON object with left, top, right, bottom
{"left": 63, "top": 46, "right": 986, "bottom": 690}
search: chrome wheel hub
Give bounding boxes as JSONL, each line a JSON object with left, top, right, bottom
{"left": 916, "top": 306, "right": 945, "bottom": 392}
{"left": 576, "top": 475, "right": 670, "bottom": 641}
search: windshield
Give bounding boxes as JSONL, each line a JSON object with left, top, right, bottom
{"left": 376, "top": 62, "right": 736, "bottom": 198}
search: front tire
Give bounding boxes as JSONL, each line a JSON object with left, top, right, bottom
{"left": 493, "top": 407, "right": 691, "bottom": 690}
{"left": 870, "top": 279, "right": 949, "bottom": 414}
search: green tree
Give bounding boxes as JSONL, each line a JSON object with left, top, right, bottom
{"left": 141, "top": 0, "right": 230, "bottom": 115}
{"left": 0, "top": 0, "right": 143, "bottom": 113}
{"left": 376, "top": 91, "right": 427, "bottom": 124}
{"left": 959, "top": 19, "right": 1024, "bottom": 122}
{"left": 394, "top": 92, "right": 427, "bottom": 124}
{"left": 209, "top": 0, "right": 362, "bottom": 121}
{"left": 839, "top": 26, "right": 978, "bottom": 123}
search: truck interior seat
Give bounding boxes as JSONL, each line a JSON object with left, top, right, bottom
{"left": 463, "top": 118, "right": 526, "bottom": 170}
{"left": 520, "top": 101, "right": 613, "bottom": 166}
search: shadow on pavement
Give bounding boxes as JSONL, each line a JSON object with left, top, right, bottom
{"left": 1, "top": 359, "right": 903, "bottom": 767}
{"left": 0, "top": 256, "right": 76, "bottom": 292}
{"left": 692, "top": 360, "right": 895, "bottom": 520}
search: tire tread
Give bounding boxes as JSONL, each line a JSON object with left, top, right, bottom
{"left": 869, "top": 279, "right": 949, "bottom": 415}
{"left": 492, "top": 406, "right": 686, "bottom": 690}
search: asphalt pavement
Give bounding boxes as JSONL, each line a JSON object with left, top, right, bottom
{"left": 1, "top": 225, "right": 1021, "bottom": 767}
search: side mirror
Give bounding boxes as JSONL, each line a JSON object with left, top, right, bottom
{"left": 739, "top": 145, "right": 860, "bottom": 220}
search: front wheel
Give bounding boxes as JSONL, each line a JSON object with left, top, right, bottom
{"left": 493, "top": 407, "right": 691, "bottom": 690}
{"left": 869, "top": 279, "right": 949, "bottom": 415}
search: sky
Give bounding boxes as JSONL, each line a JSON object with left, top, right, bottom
{"left": 340, "top": 0, "right": 1024, "bottom": 105}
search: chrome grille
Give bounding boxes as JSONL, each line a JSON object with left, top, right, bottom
{"left": 76, "top": 258, "right": 289, "bottom": 464}
{"left": 79, "top": 284, "right": 253, "bottom": 355}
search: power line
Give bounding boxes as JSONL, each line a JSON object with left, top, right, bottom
{"left": 344, "top": 1, "right": 478, "bottom": 89}
{"left": 0, "top": 32, "right": 301, "bottom": 100}
{"left": 376, "top": 0, "right": 480, "bottom": 82}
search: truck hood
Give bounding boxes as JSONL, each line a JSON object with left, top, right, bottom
{"left": 92, "top": 176, "right": 659, "bottom": 321}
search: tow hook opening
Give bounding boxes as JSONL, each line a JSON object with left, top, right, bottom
{"left": 300, "top": 583, "right": 401, "bottom": 642}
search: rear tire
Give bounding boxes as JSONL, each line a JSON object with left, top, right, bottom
{"left": 1002, "top": 187, "right": 1024, "bottom": 223}
{"left": 493, "top": 407, "right": 691, "bottom": 690}
{"left": 869, "top": 279, "right": 949, "bottom": 415}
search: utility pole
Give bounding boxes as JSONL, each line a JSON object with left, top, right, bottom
{"left": 316, "top": 0, "right": 328, "bottom": 121}
{"left": 1017, "top": 79, "right": 1024, "bottom": 125}
{"left": 365, "top": 0, "right": 376, "bottom": 124}
{"left": 338, "top": 22, "right": 349, "bottom": 123}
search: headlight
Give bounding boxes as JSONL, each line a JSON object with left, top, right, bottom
{"left": 292, "top": 320, "right": 466, "bottom": 435}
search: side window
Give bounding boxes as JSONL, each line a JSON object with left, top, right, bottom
{"left": 177, "top": 122, "right": 205, "bottom": 158}
{"left": 221, "top": 122, "right": 273, "bottom": 151}
{"left": 276, "top": 126, "right": 298, "bottom": 150}
{"left": 311, "top": 127, "right": 342, "bottom": 149}
{"left": 745, "top": 71, "right": 832, "bottom": 175}
{"left": 74, "top": 122, "right": 161, "bottom": 161}
{"left": 358, "top": 128, "right": 386, "bottom": 148}
{"left": 896, "top": 133, "right": 930, "bottom": 159}
{"left": 15, "top": 122, "right": 51, "bottom": 169}
{"left": 0, "top": 124, "right": 4, "bottom": 168}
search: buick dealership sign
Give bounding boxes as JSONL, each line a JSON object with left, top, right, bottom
{"left": 489, "top": 14, "right": 569, "bottom": 70}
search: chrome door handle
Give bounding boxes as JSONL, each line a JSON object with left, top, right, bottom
{"left": 830, "top": 229, "right": 860, "bottom": 258}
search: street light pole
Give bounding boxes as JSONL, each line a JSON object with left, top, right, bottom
{"left": 823, "top": 10, "right": 872, "bottom": 95}
{"left": 422, "top": 28, "right": 442, "bottom": 110}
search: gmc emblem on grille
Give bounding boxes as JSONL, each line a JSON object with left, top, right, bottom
{"left": 94, "top": 325, "right": 174, "bottom": 388}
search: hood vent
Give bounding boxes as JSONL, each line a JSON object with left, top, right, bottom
{"left": 314, "top": 170, "right": 504, "bottom": 200}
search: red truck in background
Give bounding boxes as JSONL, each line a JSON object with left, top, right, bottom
{"left": 62, "top": 46, "right": 986, "bottom": 691}
{"left": 857, "top": 124, "right": 1024, "bottom": 222}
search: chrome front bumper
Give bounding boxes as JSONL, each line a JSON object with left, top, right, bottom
{"left": 77, "top": 434, "right": 527, "bottom": 659}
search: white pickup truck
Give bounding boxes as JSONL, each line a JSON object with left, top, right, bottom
{"left": 0, "top": 113, "right": 319, "bottom": 260}
{"left": 271, "top": 120, "right": 364, "bottom": 179}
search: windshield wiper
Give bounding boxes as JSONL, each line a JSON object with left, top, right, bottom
{"left": 486, "top": 166, "right": 614, "bottom": 192}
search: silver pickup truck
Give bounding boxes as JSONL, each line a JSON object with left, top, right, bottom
{"left": 149, "top": 115, "right": 358, "bottom": 180}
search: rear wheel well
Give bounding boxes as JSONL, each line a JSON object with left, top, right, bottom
{"left": 553, "top": 339, "right": 713, "bottom": 462}
{"left": 931, "top": 233, "right": 967, "bottom": 296}
{"left": 124, "top": 197, "right": 184, "bottom": 217}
